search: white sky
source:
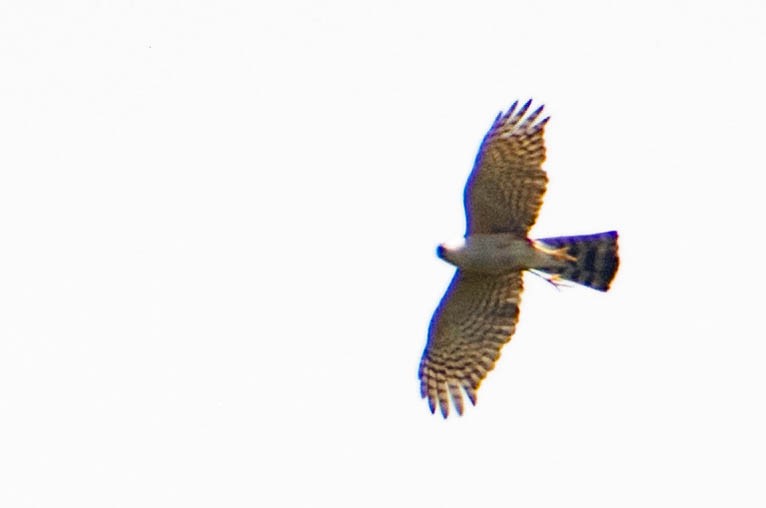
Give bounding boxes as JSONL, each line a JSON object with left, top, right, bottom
{"left": 2, "top": 1, "right": 765, "bottom": 506}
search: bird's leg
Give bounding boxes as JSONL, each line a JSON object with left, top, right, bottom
{"left": 532, "top": 240, "right": 577, "bottom": 263}
{"left": 529, "top": 270, "right": 570, "bottom": 291}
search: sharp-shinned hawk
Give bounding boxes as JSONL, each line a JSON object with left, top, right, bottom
{"left": 419, "top": 100, "right": 619, "bottom": 418}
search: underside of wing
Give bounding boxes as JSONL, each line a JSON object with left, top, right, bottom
{"left": 464, "top": 100, "right": 549, "bottom": 236}
{"left": 419, "top": 270, "right": 524, "bottom": 418}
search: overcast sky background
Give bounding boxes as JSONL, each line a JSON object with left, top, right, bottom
{"left": 2, "top": 1, "right": 765, "bottom": 506}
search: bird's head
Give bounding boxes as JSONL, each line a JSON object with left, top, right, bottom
{"left": 436, "top": 238, "right": 465, "bottom": 265}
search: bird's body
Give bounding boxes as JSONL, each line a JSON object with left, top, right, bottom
{"left": 419, "top": 99, "right": 619, "bottom": 418}
{"left": 437, "top": 234, "right": 562, "bottom": 275}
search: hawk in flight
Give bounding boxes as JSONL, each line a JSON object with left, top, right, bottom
{"left": 419, "top": 100, "right": 619, "bottom": 418}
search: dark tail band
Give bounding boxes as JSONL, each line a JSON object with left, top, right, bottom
{"left": 535, "top": 231, "right": 619, "bottom": 291}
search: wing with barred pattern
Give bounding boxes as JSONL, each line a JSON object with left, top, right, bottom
{"left": 464, "top": 100, "right": 549, "bottom": 236}
{"left": 419, "top": 270, "right": 523, "bottom": 418}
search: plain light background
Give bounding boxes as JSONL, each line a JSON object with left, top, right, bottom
{"left": 2, "top": 1, "right": 765, "bottom": 506}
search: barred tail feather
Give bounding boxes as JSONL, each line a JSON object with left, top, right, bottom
{"left": 536, "top": 231, "right": 619, "bottom": 291}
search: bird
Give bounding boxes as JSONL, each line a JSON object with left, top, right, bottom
{"left": 419, "top": 99, "right": 619, "bottom": 418}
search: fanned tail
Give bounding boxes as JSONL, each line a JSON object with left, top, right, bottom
{"left": 535, "top": 231, "right": 619, "bottom": 291}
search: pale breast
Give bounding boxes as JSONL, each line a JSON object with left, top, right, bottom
{"left": 442, "top": 234, "right": 544, "bottom": 274}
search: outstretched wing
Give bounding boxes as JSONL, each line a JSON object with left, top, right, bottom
{"left": 464, "top": 99, "right": 549, "bottom": 236}
{"left": 419, "top": 270, "right": 523, "bottom": 418}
